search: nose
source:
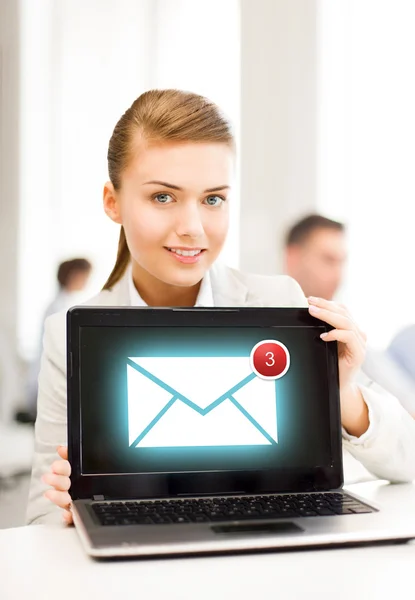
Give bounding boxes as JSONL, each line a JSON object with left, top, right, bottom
{"left": 175, "top": 202, "right": 205, "bottom": 240}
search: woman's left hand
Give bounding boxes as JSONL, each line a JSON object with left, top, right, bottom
{"left": 307, "top": 296, "right": 366, "bottom": 388}
{"left": 307, "top": 296, "right": 369, "bottom": 437}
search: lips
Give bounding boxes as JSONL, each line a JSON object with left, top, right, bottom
{"left": 165, "top": 247, "right": 206, "bottom": 264}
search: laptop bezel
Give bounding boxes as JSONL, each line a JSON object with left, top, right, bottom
{"left": 67, "top": 307, "right": 342, "bottom": 501}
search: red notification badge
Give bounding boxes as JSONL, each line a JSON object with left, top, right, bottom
{"left": 250, "top": 340, "right": 290, "bottom": 380}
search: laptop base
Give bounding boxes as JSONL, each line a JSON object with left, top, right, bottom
{"left": 72, "top": 490, "right": 415, "bottom": 559}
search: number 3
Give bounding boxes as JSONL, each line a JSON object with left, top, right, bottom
{"left": 265, "top": 351, "right": 275, "bottom": 367}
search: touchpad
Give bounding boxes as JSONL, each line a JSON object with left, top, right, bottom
{"left": 211, "top": 522, "right": 303, "bottom": 535}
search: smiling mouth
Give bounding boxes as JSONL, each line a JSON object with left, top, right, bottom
{"left": 166, "top": 248, "right": 206, "bottom": 257}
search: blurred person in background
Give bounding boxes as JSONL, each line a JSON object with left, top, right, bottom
{"left": 284, "top": 214, "right": 415, "bottom": 416}
{"left": 380, "top": 324, "right": 415, "bottom": 413}
{"left": 44, "top": 258, "right": 92, "bottom": 319}
{"left": 388, "top": 325, "right": 415, "bottom": 382}
{"left": 284, "top": 215, "right": 346, "bottom": 301}
{"left": 19, "top": 258, "right": 92, "bottom": 423}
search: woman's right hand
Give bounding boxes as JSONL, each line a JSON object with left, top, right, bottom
{"left": 42, "top": 445, "right": 73, "bottom": 525}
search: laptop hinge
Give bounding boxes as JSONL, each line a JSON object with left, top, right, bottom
{"left": 92, "top": 494, "right": 105, "bottom": 501}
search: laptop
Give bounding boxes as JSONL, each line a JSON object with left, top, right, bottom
{"left": 67, "top": 306, "right": 415, "bottom": 558}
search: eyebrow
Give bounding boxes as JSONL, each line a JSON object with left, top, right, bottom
{"left": 142, "top": 180, "right": 230, "bottom": 193}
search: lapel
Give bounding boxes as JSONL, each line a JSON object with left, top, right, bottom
{"left": 210, "top": 263, "right": 263, "bottom": 307}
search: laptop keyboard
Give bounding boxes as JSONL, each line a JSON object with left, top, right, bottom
{"left": 91, "top": 493, "right": 374, "bottom": 527}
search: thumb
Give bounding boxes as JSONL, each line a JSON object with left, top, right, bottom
{"left": 63, "top": 509, "right": 73, "bottom": 526}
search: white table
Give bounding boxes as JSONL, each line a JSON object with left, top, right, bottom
{"left": 1, "top": 481, "right": 415, "bottom": 600}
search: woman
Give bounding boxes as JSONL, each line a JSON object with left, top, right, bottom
{"left": 27, "top": 89, "right": 415, "bottom": 525}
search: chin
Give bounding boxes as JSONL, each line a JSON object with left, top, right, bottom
{"left": 160, "top": 265, "right": 208, "bottom": 288}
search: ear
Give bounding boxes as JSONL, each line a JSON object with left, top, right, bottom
{"left": 103, "top": 181, "right": 122, "bottom": 224}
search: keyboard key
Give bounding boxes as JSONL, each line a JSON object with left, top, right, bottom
{"left": 332, "top": 507, "right": 355, "bottom": 515}
{"left": 151, "top": 516, "right": 172, "bottom": 524}
{"left": 136, "top": 517, "right": 153, "bottom": 525}
{"left": 316, "top": 508, "right": 336, "bottom": 516}
{"left": 189, "top": 514, "right": 210, "bottom": 523}
{"left": 297, "top": 510, "right": 318, "bottom": 517}
{"left": 350, "top": 506, "right": 373, "bottom": 514}
{"left": 171, "top": 515, "right": 192, "bottom": 523}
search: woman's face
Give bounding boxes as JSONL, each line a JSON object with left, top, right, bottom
{"left": 105, "top": 141, "right": 233, "bottom": 289}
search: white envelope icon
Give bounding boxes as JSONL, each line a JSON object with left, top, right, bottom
{"left": 127, "top": 356, "right": 278, "bottom": 448}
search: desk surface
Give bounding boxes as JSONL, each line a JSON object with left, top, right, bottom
{"left": 1, "top": 481, "right": 415, "bottom": 600}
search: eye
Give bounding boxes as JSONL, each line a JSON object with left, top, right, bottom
{"left": 204, "top": 195, "right": 225, "bottom": 207}
{"left": 153, "top": 193, "right": 174, "bottom": 204}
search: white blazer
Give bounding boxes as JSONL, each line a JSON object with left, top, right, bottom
{"left": 26, "top": 263, "right": 415, "bottom": 525}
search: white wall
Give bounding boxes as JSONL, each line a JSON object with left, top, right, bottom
{"left": 317, "top": 0, "right": 415, "bottom": 348}
{"left": 239, "top": 0, "right": 319, "bottom": 275}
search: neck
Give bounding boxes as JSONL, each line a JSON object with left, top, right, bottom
{"left": 131, "top": 263, "right": 201, "bottom": 307}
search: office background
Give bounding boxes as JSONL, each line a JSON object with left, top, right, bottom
{"left": 1, "top": 0, "right": 414, "bottom": 525}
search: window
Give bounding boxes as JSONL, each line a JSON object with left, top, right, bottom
{"left": 317, "top": 0, "right": 415, "bottom": 348}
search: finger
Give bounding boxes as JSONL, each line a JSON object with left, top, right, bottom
{"left": 308, "top": 305, "right": 355, "bottom": 331}
{"left": 44, "top": 489, "right": 72, "bottom": 510}
{"left": 63, "top": 509, "right": 73, "bottom": 525}
{"left": 308, "top": 297, "right": 349, "bottom": 316}
{"left": 320, "top": 329, "right": 365, "bottom": 360}
{"left": 42, "top": 473, "right": 71, "bottom": 491}
{"left": 57, "top": 446, "right": 68, "bottom": 460}
{"left": 355, "top": 329, "right": 367, "bottom": 348}
{"left": 308, "top": 297, "right": 366, "bottom": 345}
{"left": 51, "top": 459, "right": 71, "bottom": 477}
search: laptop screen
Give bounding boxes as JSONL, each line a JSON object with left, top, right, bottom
{"left": 78, "top": 324, "right": 335, "bottom": 476}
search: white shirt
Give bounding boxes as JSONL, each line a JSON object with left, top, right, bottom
{"left": 127, "top": 266, "right": 214, "bottom": 307}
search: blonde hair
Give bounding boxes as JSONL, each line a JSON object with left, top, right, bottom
{"left": 103, "top": 89, "right": 235, "bottom": 290}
